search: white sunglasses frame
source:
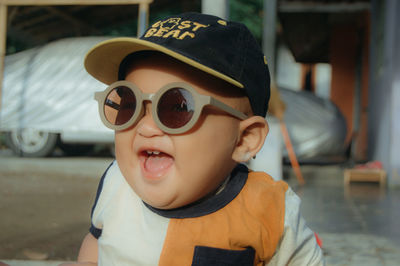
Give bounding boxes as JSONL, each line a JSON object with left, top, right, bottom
{"left": 94, "top": 81, "right": 248, "bottom": 134}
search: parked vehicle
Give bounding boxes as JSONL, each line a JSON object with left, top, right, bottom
{"left": 0, "top": 37, "right": 347, "bottom": 159}
{"left": 0, "top": 37, "right": 114, "bottom": 157}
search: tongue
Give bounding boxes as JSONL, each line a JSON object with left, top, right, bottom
{"left": 144, "top": 154, "right": 174, "bottom": 173}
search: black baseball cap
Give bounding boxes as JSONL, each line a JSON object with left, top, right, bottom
{"left": 85, "top": 12, "right": 270, "bottom": 116}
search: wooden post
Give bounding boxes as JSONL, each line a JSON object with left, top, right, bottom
{"left": 137, "top": 2, "right": 149, "bottom": 37}
{"left": 280, "top": 121, "right": 305, "bottom": 185}
{"left": 0, "top": 4, "right": 7, "bottom": 110}
{"left": 201, "top": 0, "right": 230, "bottom": 20}
{"left": 263, "top": 0, "right": 277, "bottom": 79}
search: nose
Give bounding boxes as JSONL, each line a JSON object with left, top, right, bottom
{"left": 136, "top": 101, "right": 164, "bottom": 137}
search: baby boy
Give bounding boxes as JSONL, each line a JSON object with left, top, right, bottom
{"left": 63, "top": 12, "right": 324, "bottom": 266}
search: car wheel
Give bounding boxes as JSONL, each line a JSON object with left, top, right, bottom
{"left": 5, "top": 129, "right": 58, "bottom": 157}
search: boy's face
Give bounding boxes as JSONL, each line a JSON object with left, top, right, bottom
{"left": 115, "top": 55, "right": 243, "bottom": 209}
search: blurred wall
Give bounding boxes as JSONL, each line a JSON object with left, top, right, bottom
{"left": 330, "top": 13, "right": 370, "bottom": 161}
{"left": 369, "top": 0, "right": 400, "bottom": 186}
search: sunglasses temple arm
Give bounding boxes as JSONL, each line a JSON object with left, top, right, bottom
{"left": 95, "top": 92, "right": 121, "bottom": 110}
{"left": 209, "top": 98, "right": 248, "bottom": 120}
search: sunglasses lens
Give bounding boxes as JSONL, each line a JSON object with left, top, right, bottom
{"left": 157, "top": 87, "right": 195, "bottom": 129}
{"left": 104, "top": 86, "right": 136, "bottom": 126}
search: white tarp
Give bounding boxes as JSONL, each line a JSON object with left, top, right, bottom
{"left": 0, "top": 37, "right": 113, "bottom": 140}
{"left": 278, "top": 88, "right": 347, "bottom": 159}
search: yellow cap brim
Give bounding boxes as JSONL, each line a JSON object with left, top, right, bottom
{"left": 84, "top": 37, "right": 243, "bottom": 88}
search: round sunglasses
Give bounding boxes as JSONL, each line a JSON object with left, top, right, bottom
{"left": 94, "top": 81, "right": 248, "bottom": 134}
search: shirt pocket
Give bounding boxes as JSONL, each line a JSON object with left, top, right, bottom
{"left": 191, "top": 246, "right": 255, "bottom": 266}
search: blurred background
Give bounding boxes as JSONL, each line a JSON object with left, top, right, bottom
{"left": 0, "top": 0, "right": 399, "bottom": 265}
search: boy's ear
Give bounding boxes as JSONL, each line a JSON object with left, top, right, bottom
{"left": 232, "top": 116, "right": 269, "bottom": 163}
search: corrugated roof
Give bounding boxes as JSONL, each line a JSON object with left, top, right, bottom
{"left": 5, "top": 0, "right": 201, "bottom": 54}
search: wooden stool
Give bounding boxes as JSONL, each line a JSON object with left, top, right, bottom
{"left": 344, "top": 169, "right": 387, "bottom": 187}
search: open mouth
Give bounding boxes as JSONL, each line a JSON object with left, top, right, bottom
{"left": 139, "top": 149, "right": 174, "bottom": 179}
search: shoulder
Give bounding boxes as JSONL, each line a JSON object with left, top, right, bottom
{"left": 237, "top": 171, "right": 289, "bottom": 240}
{"left": 246, "top": 171, "right": 289, "bottom": 191}
{"left": 241, "top": 171, "right": 289, "bottom": 212}
{"left": 91, "top": 161, "right": 137, "bottom": 231}
{"left": 263, "top": 184, "right": 325, "bottom": 265}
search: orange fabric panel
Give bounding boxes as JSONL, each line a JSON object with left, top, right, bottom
{"left": 159, "top": 172, "right": 288, "bottom": 266}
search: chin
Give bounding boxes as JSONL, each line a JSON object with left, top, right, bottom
{"left": 145, "top": 199, "right": 177, "bottom": 210}
{"left": 148, "top": 194, "right": 199, "bottom": 210}
{"left": 139, "top": 191, "right": 179, "bottom": 209}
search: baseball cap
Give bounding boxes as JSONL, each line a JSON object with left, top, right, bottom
{"left": 84, "top": 12, "right": 270, "bottom": 116}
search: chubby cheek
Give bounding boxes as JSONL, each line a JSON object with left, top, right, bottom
{"left": 175, "top": 118, "right": 239, "bottom": 199}
{"left": 114, "top": 130, "right": 137, "bottom": 181}
{"left": 115, "top": 130, "right": 132, "bottom": 160}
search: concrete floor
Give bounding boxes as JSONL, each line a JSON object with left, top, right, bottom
{"left": 1, "top": 153, "right": 400, "bottom": 265}
{"left": 0, "top": 154, "right": 112, "bottom": 264}
{"left": 285, "top": 164, "right": 400, "bottom": 265}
